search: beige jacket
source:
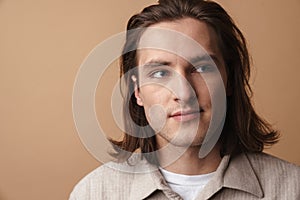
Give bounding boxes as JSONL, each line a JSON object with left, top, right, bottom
{"left": 70, "top": 152, "right": 300, "bottom": 199}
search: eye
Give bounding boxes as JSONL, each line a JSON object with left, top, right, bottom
{"left": 150, "top": 70, "right": 169, "bottom": 78}
{"left": 194, "top": 65, "right": 214, "bottom": 73}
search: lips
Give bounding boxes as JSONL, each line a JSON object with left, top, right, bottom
{"left": 169, "top": 109, "right": 202, "bottom": 122}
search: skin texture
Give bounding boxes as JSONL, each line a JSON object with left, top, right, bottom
{"left": 133, "top": 18, "right": 228, "bottom": 175}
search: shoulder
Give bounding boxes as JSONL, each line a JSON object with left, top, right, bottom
{"left": 242, "top": 152, "right": 300, "bottom": 198}
{"left": 69, "top": 163, "right": 132, "bottom": 200}
{"left": 244, "top": 152, "right": 300, "bottom": 176}
{"left": 72, "top": 162, "right": 129, "bottom": 187}
{"left": 69, "top": 155, "right": 154, "bottom": 200}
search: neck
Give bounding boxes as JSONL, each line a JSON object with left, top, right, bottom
{"left": 157, "top": 143, "right": 221, "bottom": 175}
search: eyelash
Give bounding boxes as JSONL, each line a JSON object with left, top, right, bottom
{"left": 193, "top": 65, "right": 214, "bottom": 73}
{"left": 149, "top": 70, "right": 169, "bottom": 78}
{"left": 148, "top": 65, "right": 214, "bottom": 79}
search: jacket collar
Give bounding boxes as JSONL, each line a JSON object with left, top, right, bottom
{"left": 223, "top": 152, "right": 264, "bottom": 197}
{"left": 129, "top": 159, "right": 180, "bottom": 199}
{"left": 129, "top": 152, "right": 264, "bottom": 200}
{"left": 197, "top": 152, "right": 264, "bottom": 199}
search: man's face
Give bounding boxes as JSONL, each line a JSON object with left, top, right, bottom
{"left": 134, "top": 18, "right": 227, "bottom": 149}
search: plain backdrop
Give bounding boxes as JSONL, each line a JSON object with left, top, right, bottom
{"left": 0, "top": 0, "right": 299, "bottom": 199}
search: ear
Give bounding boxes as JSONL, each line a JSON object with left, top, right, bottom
{"left": 131, "top": 75, "right": 143, "bottom": 106}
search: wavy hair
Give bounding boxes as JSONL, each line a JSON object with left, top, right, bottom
{"left": 110, "top": 0, "right": 279, "bottom": 162}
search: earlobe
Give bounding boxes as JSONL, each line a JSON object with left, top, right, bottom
{"left": 135, "top": 92, "right": 143, "bottom": 106}
{"left": 131, "top": 75, "right": 143, "bottom": 106}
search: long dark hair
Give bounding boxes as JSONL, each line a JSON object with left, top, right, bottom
{"left": 111, "top": 0, "right": 279, "bottom": 162}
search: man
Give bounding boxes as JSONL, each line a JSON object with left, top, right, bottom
{"left": 70, "top": 0, "right": 300, "bottom": 199}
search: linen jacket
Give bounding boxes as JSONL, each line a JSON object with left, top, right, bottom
{"left": 69, "top": 152, "right": 300, "bottom": 199}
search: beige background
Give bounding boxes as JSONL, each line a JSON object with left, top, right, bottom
{"left": 0, "top": 0, "right": 299, "bottom": 199}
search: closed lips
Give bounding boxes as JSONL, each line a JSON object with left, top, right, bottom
{"left": 169, "top": 110, "right": 201, "bottom": 122}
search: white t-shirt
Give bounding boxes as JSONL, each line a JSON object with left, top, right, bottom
{"left": 159, "top": 167, "right": 215, "bottom": 200}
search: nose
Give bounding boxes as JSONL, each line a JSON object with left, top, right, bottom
{"left": 171, "top": 72, "right": 196, "bottom": 103}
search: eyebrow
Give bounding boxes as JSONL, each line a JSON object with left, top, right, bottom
{"left": 141, "top": 54, "right": 219, "bottom": 68}
{"left": 142, "top": 60, "right": 171, "bottom": 68}
{"left": 189, "top": 54, "right": 219, "bottom": 65}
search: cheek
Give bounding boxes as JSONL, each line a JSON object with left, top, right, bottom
{"left": 192, "top": 78, "right": 211, "bottom": 101}
{"left": 195, "top": 86, "right": 211, "bottom": 106}
{"left": 139, "top": 86, "right": 170, "bottom": 131}
{"left": 139, "top": 85, "right": 171, "bottom": 107}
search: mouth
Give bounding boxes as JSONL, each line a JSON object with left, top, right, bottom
{"left": 169, "top": 109, "right": 203, "bottom": 122}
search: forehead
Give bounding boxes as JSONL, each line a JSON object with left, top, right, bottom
{"left": 137, "top": 17, "right": 221, "bottom": 65}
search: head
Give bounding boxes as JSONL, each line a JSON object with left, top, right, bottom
{"left": 111, "top": 0, "right": 278, "bottom": 163}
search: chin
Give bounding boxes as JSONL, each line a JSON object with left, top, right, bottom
{"left": 171, "top": 137, "right": 205, "bottom": 147}
{"left": 155, "top": 120, "right": 209, "bottom": 148}
{"left": 158, "top": 131, "right": 206, "bottom": 148}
